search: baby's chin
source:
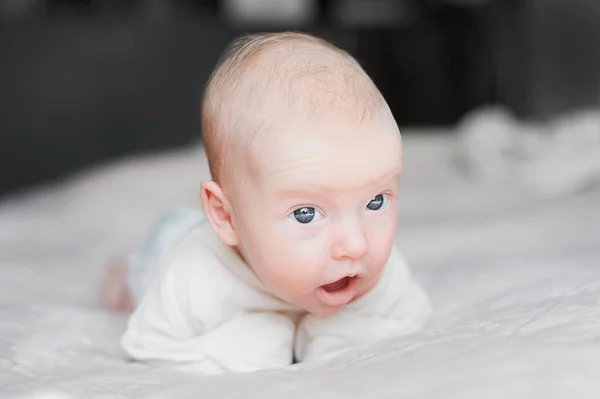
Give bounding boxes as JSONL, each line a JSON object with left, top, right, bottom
{"left": 278, "top": 293, "right": 343, "bottom": 317}
{"left": 304, "top": 303, "right": 345, "bottom": 317}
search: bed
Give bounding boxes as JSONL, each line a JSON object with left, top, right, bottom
{"left": 2, "top": 127, "right": 599, "bottom": 398}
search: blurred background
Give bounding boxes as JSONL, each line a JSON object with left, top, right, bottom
{"left": 0, "top": 0, "right": 599, "bottom": 198}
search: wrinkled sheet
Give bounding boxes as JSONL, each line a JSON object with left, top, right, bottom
{"left": 1, "top": 131, "right": 599, "bottom": 399}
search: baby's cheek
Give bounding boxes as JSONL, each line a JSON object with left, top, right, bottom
{"left": 367, "top": 225, "right": 396, "bottom": 271}
{"left": 256, "top": 244, "right": 319, "bottom": 291}
{"left": 371, "top": 249, "right": 391, "bottom": 275}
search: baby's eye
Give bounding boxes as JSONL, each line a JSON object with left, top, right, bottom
{"left": 366, "top": 194, "right": 388, "bottom": 211}
{"left": 289, "top": 207, "right": 323, "bottom": 224}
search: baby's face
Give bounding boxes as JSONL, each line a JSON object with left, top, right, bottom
{"left": 230, "top": 112, "right": 402, "bottom": 316}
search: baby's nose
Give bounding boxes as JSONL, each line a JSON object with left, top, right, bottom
{"left": 331, "top": 217, "right": 368, "bottom": 260}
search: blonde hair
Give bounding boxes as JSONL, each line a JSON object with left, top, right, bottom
{"left": 200, "top": 31, "right": 388, "bottom": 184}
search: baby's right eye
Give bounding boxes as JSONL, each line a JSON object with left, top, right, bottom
{"left": 288, "top": 207, "right": 323, "bottom": 224}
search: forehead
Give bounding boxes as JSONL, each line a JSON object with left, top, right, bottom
{"left": 248, "top": 113, "right": 402, "bottom": 192}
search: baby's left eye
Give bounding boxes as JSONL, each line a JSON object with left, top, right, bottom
{"left": 366, "top": 194, "right": 388, "bottom": 211}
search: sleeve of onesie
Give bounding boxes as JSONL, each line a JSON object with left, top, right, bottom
{"left": 121, "top": 250, "right": 296, "bottom": 375}
{"left": 295, "top": 246, "right": 432, "bottom": 363}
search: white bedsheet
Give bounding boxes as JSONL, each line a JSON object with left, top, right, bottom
{"left": 1, "top": 131, "right": 599, "bottom": 398}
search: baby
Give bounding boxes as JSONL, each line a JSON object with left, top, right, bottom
{"left": 103, "top": 31, "right": 432, "bottom": 375}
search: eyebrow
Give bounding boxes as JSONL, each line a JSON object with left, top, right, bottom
{"left": 276, "top": 168, "right": 402, "bottom": 198}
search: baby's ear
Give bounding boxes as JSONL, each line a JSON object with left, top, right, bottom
{"left": 201, "top": 181, "right": 239, "bottom": 247}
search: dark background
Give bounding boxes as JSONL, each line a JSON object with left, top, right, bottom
{"left": 1, "top": 0, "right": 599, "bottom": 197}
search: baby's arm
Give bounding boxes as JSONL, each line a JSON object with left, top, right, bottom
{"left": 295, "top": 247, "right": 431, "bottom": 363}
{"left": 121, "top": 258, "right": 295, "bottom": 375}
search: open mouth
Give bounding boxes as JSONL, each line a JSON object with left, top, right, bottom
{"left": 321, "top": 276, "right": 351, "bottom": 293}
{"left": 317, "top": 276, "right": 359, "bottom": 307}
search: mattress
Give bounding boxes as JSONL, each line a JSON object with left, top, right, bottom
{"left": 1, "top": 130, "right": 599, "bottom": 398}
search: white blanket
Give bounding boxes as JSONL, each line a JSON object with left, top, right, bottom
{"left": 2, "top": 130, "right": 599, "bottom": 399}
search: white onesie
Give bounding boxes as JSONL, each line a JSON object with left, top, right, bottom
{"left": 121, "top": 205, "right": 431, "bottom": 375}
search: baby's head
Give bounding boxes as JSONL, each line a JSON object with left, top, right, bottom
{"left": 200, "top": 32, "right": 403, "bottom": 316}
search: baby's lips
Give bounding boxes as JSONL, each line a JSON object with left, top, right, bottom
{"left": 316, "top": 276, "right": 359, "bottom": 307}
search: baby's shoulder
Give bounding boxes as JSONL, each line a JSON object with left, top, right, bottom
{"left": 164, "top": 222, "right": 243, "bottom": 291}
{"left": 147, "top": 223, "right": 248, "bottom": 328}
{"left": 160, "top": 222, "right": 269, "bottom": 318}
